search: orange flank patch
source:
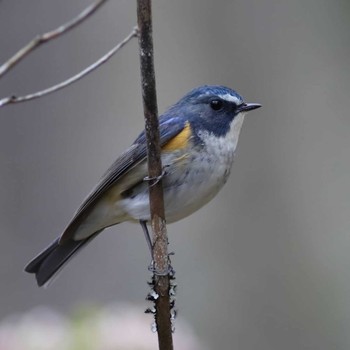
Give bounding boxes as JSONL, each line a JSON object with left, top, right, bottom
{"left": 162, "top": 122, "right": 191, "bottom": 151}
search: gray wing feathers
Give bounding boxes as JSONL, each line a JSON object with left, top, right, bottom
{"left": 59, "top": 143, "right": 145, "bottom": 242}
{"left": 75, "top": 144, "right": 143, "bottom": 218}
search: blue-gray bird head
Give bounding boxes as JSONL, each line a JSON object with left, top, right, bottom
{"left": 168, "top": 85, "right": 261, "bottom": 138}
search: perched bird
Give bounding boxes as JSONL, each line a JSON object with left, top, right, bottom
{"left": 25, "top": 85, "right": 261, "bottom": 286}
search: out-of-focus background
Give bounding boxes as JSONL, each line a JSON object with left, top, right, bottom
{"left": 1, "top": 0, "right": 350, "bottom": 349}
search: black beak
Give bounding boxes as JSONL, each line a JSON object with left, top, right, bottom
{"left": 237, "top": 103, "right": 261, "bottom": 113}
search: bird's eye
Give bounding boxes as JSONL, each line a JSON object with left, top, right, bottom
{"left": 210, "top": 99, "right": 223, "bottom": 111}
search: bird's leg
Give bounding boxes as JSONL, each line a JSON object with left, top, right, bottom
{"left": 139, "top": 220, "right": 156, "bottom": 272}
{"left": 140, "top": 220, "right": 153, "bottom": 258}
{"left": 139, "top": 219, "right": 175, "bottom": 276}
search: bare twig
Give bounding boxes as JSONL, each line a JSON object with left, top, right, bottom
{"left": 0, "top": 0, "right": 108, "bottom": 79}
{"left": 137, "top": 1, "right": 174, "bottom": 349}
{"left": 0, "top": 28, "right": 138, "bottom": 107}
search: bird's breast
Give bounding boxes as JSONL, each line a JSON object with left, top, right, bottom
{"left": 118, "top": 117, "right": 244, "bottom": 223}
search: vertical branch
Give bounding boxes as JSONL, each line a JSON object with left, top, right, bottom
{"left": 136, "top": 1, "right": 174, "bottom": 350}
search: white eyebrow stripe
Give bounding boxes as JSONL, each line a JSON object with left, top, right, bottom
{"left": 218, "top": 93, "right": 241, "bottom": 105}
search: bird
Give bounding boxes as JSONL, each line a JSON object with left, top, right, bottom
{"left": 25, "top": 85, "right": 261, "bottom": 287}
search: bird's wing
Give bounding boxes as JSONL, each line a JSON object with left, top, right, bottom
{"left": 59, "top": 116, "right": 186, "bottom": 243}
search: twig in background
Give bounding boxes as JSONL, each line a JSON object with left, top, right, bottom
{"left": 0, "top": 0, "right": 108, "bottom": 79}
{"left": 137, "top": 0, "right": 174, "bottom": 349}
{"left": 0, "top": 28, "right": 138, "bottom": 107}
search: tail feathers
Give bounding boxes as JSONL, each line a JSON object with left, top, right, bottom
{"left": 25, "top": 233, "right": 99, "bottom": 287}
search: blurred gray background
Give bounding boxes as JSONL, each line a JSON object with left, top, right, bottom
{"left": 1, "top": 0, "right": 350, "bottom": 349}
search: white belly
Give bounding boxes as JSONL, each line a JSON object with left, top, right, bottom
{"left": 119, "top": 119, "right": 242, "bottom": 223}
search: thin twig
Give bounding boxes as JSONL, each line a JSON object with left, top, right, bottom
{"left": 0, "top": 0, "right": 108, "bottom": 79}
{"left": 137, "top": 1, "right": 174, "bottom": 350}
{"left": 0, "top": 28, "right": 138, "bottom": 107}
